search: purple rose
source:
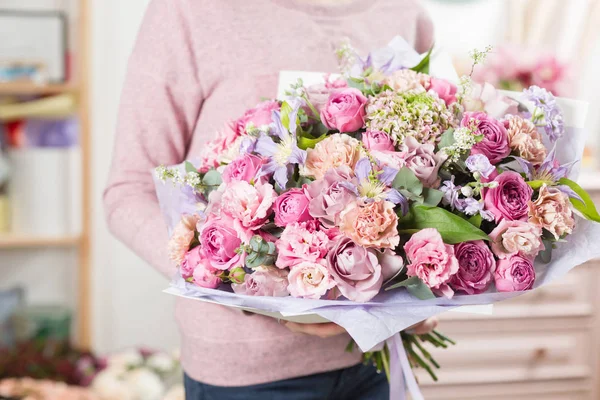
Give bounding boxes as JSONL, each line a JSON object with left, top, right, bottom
{"left": 495, "top": 254, "right": 535, "bottom": 292}
{"left": 273, "top": 188, "right": 313, "bottom": 227}
{"left": 463, "top": 111, "right": 510, "bottom": 164}
{"left": 362, "top": 130, "right": 395, "bottom": 151}
{"left": 327, "top": 236, "right": 403, "bottom": 302}
{"left": 483, "top": 171, "right": 533, "bottom": 222}
{"left": 321, "top": 88, "right": 368, "bottom": 133}
{"left": 449, "top": 241, "right": 496, "bottom": 295}
{"left": 306, "top": 167, "right": 358, "bottom": 228}
{"left": 232, "top": 266, "right": 289, "bottom": 297}
{"left": 402, "top": 136, "right": 447, "bottom": 188}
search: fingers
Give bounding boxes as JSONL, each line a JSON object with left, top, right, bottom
{"left": 283, "top": 322, "right": 346, "bottom": 338}
{"left": 407, "top": 317, "right": 439, "bottom": 335}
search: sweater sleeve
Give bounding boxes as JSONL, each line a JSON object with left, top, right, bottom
{"left": 415, "top": 7, "right": 435, "bottom": 53}
{"left": 103, "top": 0, "right": 204, "bottom": 279}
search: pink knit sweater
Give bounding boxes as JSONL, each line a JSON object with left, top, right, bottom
{"left": 104, "top": 0, "right": 434, "bottom": 386}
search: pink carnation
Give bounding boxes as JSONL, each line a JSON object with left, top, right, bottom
{"left": 275, "top": 221, "right": 330, "bottom": 269}
{"left": 220, "top": 181, "right": 277, "bottom": 230}
{"left": 339, "top": 200, "right": 399, "bottom": 249}
{"left": 404, "top": 228, "right": 459, "bottom": 298}
{"left": 287, "top": 260, "right": 336, "bottom": 299}
{"left": 168, "top": 214, "right": 200, "bottom": 265}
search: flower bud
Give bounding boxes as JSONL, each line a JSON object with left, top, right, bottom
{"left": 460, "top": 186, "right": 474, "bottom": 197}
{"left": 229, "top": 266, "right": 246, "bottom": 285}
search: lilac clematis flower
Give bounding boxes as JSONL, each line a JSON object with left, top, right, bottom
{"left": 440, "top": 176, "right": 462, "bottom": 211}
{"left": 255, "top": 100, "right": 307, "bottom": 189}
{"left": 462, "top": 197, "right": 495, "bottom": 221}
{"left": 350, "top": 36, "right": 424, "bottom": 77}
{"left": 342, "top": 157, "right": 408, "bottom": 214}
{"left": 515, "top": 146, "right": 581, "bottom": 202}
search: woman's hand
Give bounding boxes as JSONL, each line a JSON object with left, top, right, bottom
{"left": 406, "top": 317, "right": 439, "bottom": 335}
{"left": 282, "top": 321, "right": 347, "bottom": 338}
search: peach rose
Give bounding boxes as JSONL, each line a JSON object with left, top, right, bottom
{"left": 339, "top": 200, "right": 399, "bottom": 249}
{"left": 504, "top": 115, "right": 547, "bottom": 165}
{"left": 302, "top": 133, "right": 362, "bottom": 180}
{"left": 528, "top": 184, "right": 575, "bottom": 239}
{"left": 489, "top": 219, "right": 545, "bottom": 259}
{"left": 168, "top": 214, "right": 200, "bottom": 265}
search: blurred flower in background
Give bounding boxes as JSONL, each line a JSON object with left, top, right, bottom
{"left": 462, "top": 45, "right": 573, "bottom": 97}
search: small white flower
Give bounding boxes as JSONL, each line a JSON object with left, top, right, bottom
{"left": 146, "top": 352, "right": 176, "bottom": 373}
{"left": 461, "top": 186, "right": 474, "bottom": 197}
{"left": 125, "top": 368, "right": 165, "bottom": 400}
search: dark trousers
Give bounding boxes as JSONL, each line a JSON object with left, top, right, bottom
{"left": 184, "top": 363, "right": 389, "bottom": 400}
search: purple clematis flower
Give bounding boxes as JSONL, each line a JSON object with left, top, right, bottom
{"left": 515, "top": 146, "right": 582, "bottom": 201}
{"left": 341, "top": 157, "right": 408, "bottom": 214}
{"left": 466, "top": 154, "right": 496, "bottom": 179}
{"left": 350, "top": 36, "right": 424, "bottom": 77}
{"left": 255, "top": 100, "right": 306, "bottom": 189}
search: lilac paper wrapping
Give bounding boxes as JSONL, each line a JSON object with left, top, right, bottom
{"left": 154, "top": 95, "right": 600, "bottom": 352}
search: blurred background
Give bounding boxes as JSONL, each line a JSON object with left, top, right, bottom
{"left": 0, "top": 0, "right": 598, "bottom": 399}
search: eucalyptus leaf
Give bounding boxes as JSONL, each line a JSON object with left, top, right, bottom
{"left": 558, "top": 178, "right": 600, "bottom": 222}
{"left": 185, "top": 161, "right": 197, "bottom": 173}
{"left": 437, "top": 129, "right": 455, "bottom": 150}
{"left": 398, "top": 205, "right": 490, "bottom": 244}
{"left": 538, "top": 238, "right": 553, "bottom": 263}
{"left": 392, "top": 167, "right": 423, "bottom": 197}
{"left": 386, "top": 276, "right": 435, "bottom": 300}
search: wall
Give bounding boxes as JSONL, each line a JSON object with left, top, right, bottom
{"left": 90, "top": 0, "right": 179, "bottom": 353}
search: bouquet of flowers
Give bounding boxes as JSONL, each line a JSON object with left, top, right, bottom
{"left": 155, "top": 38, "right": 600, "bottom": 399}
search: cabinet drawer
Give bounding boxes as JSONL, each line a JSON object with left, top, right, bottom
{"left": 414, "top": 329, "right": 592, "bottom": 386}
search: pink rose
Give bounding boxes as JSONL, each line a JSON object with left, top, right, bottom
{"left": 362, "top": 130, "right": 395, "bottom": 151}
{"left": 235, "top": 100, "right": 280, "bottom": 136}
{"left": 528, "top": 184, "right": 575, "bottom": 239}
{"left": 287, "top": 260, "right": 336, "bottom": 299}
{"left": 222, "top": 154, "right": 264, "bottom": 184}
{"left": 494, "top": 254, "right": 535, "bottom": 292}
{"left": 320, "top": 88, "right": 368, "bottom": 133}
{"left": 181, "top": 246, "right": 201, "bottom": 279}
{"left": 463, "top": 111, "right": 510, "bottom": 164}
{"left": 402, "top": 136, "right": 447, "bottom": 188}
{"left": 192, "top": 258, "right": 221, "bottom": 289}
{"left": 370, "top": 150, "right": 407, "bottom": 171}
{"left": 429, "top": 78, "right": 457, "bottom": 105}
{"left": 232, "top": 266, "right": 289, "bottom": 297}
{"left": 483, "top": 171, "right": 533, "bottom": 222}
{"left": 306, "top": 167, "right": 358, "bottom": 228}
{"left": 199, "top": 215, "right": 244, "bottom": 270}
{"left": 489, "top": 220, "right": 544, "bottom": 259}
{"left": 220, "top": 181, "right": 277, "bottom": 230}
{"left": 449, "top": 241, "right": 496, "bottom": 295}
{"left": 303, "top": 133, "right": 363, "bottom": 180}
{"left": 339, "top": 200, "right": 399, "bottom": 249}
{"left": 168, "top": 214, "right": 200, "bottom": 265}
{"left": 275, "top": 221, "right": 330, "bottom": 269}
{"left": 273, "top": 188, "right": 313, "bottom": 227}
{"left": 404, "top": 228, "right": 459, "bottom": 298}
{"left": 327, "top": 236, "right": 403, "bottom": 302}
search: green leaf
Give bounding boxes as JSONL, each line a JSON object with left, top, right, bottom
{"left": 558, "top": 178, "right": 600, "bottom": 222}
{"left": 392, "top": 167, "right": 423, "bottom": 197}
{"left": 280, "top": 101, "right": 293, "bottom": 131}
{"left": 201, "top": 170, "right": 222, "bottom": 197}
{"left": 185, "top": 161, "right": 197, "bottom": 173}
{"left": 526, "top": 180, "right": 548, "bottom": 190}
{"left": 298, "top": 133, "right": 328, "bottom": 150}
{"left": 386, "top": 276, "right": 435, "bottom": 300}
{"left": 420, "top": 188, "right": 444, "bottom": 207}
{"left": 410, "top": 45, "right": 434, "bottom": 74}
{"left": 398, "top": 205, "right": 490, "bottom": 244}
{"left": 467, "top": 213, "right": 483, "bottom": 228}
{"left": 437, "top": 129, "right": 455, "bottom": 150}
